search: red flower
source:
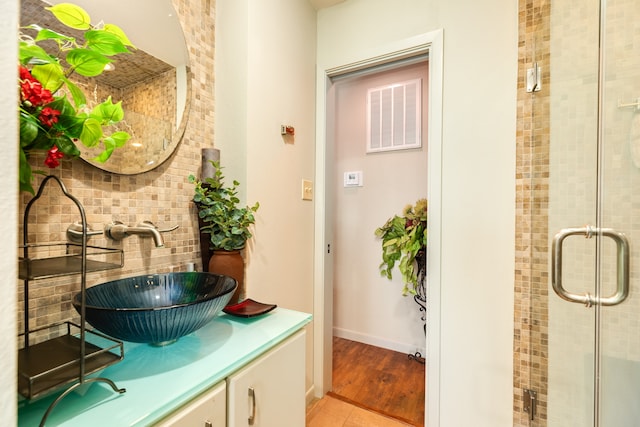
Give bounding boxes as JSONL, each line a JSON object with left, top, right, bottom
{"left": 19, "top": 66, "right": 34, "bottom": 82}
{"left": 38, "top": 107, "right": 60, "bottom": 127}
{"left": 19, "top": 67, "right": 53, "bottom": 107}
{"left": 44, "top": 146, "right": 64, "bottom": 168}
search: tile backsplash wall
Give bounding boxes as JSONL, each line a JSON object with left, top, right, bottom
{"left": 17, "top": 0, "right": 215, "bottom": 344}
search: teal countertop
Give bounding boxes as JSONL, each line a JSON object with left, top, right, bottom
{"left": 18, "top": 307, "right": 312, "bottom": 426}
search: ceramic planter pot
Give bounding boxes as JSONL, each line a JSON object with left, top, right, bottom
{"left": 208, "top": 249, "right": 245, "bottom": 305}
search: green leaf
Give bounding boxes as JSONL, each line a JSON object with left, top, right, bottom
{"left": 65, "top": 49, "right": 111, "bottom": 77}
{"left": 48, "top": 96, "right": 82, "bottom": 134}
{"left": 53, "top": 135, "right": 81, "bottom": 157}
{"left": 91, "top": 96, "right": 124, "bottom": 123}
{"left": 92, "top": 137, "right": 116, "bottom": 162}
{"left": 61, "top": 76, "right": 86, "bottom": 107}
{"left": 31, "top": 63, "right": 65, "bottom": 93}
{"left": 19, "top": 113, "right": 39, "bottom": 146}
{"left": 103, "top": 23, "right": 135, "bottom": 47}
{"left": 79, "top": 117, "right": 103, "bottom": 147}
{"left": 33, "top": 26, "right": 75, "bottom": 44}
{"left": 19, "top": 149, "right": 35, "bottom": 195}
{"left": 46, "top": 3, "right": 91, "bottom": 30}
{"left": 109, "top": 131, "right": 130, "bottom": 148}
{"left": 84, "top": 30, "right": 130, "bottom": 56}
{"left": 19, "top": 43, "right": 54, "bottom": 65}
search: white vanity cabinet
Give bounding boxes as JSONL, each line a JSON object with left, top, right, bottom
{"left": 227, "top": 329, "right": 306, "bottom": 426}
{"left": 18, "top": 308, "right": 312, "bottom": 427}
{"left": 155, "top": 382, "right": 226, "bottom": 427}
{"left": 156, "top": 329, "right": 305, "bottom": 427}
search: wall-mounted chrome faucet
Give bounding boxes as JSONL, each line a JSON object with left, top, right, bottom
{"left": 66, "top": 220, "right": 179, "bottom": 247}
{"left": 105, "top": 221, "right": 179, "bottom": 248}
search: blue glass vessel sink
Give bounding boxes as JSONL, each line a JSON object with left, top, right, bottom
{"left": 73, "top": 272, "right": 237, "bottom": 345}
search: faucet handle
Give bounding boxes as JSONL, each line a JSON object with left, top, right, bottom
{"left": 137, "top": 221, "right": 180, "bottom": 233}
{"left": 66, "top": 221, "right": 103, "bottom": 243}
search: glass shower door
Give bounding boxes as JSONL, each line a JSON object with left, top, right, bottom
{"left": 546, "top": 0, "right": 640, "bottom": 425}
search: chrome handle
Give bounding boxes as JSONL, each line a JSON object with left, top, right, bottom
{"left": 248, "top": 387, "right": 256, "bottom": 425}
{"left": 66, "top": 221, "right": 102, "bottom": 243}
{"left": 552, "top": 226, "right": 629, "bottom": 307}
{"left": 599, "top": 228, "right": 630, "bottom": 306}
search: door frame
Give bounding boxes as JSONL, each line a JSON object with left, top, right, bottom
{"left": 312, "top": 28, "right": 444, "bottom": 426}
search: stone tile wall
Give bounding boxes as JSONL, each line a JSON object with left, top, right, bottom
{"left": 514, "top": 0, "right": 550, "bottom": 425}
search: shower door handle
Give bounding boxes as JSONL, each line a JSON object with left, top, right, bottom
{"left": 552, "top": 226, "right": 629, "bottom": 307}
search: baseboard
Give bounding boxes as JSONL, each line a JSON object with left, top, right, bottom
{"left": 306, "top": 385, "right": 317, "bottom": 405}
{"left": 333, "top": 327, "right": 426, "bottom": 356}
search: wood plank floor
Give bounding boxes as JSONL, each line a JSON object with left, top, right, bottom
{"left": 330, "top": 337, "right": 425, "bottom": 426}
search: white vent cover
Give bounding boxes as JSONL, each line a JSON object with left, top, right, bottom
{"left": 366, "top": 78, "right": 422, "bottom": 153}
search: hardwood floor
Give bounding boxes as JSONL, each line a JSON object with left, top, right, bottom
{"left": 329, "top": 337, "right": 425, "bottom": 426}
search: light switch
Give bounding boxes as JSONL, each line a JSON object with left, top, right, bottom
{"left": 302, "top": 179, "right": 313, "bottom": 201}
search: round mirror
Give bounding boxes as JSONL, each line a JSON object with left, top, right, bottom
{"left": 21, "top": 0, "right": 191, "bottom": 174}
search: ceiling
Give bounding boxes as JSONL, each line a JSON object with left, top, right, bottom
{"left": 308, "top": 0, "right": 346, "bottom": 10}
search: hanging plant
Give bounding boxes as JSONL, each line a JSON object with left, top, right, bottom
{"left": 375, "top": 198, "right": 427, "bottom": 295}
{"left": 18, "top": 2, "right": 134, "bottom": 193}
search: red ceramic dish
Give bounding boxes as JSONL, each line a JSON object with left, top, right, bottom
{"left": 223, "top": 298, "right": 277, "bottom": 318}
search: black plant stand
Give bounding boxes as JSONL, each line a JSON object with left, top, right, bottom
{"left": 408, "top": 249, "right": 426, "bottom": 364}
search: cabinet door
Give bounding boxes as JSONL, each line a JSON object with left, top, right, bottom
{"left": 227, "top": 330, "right": 306, "bottom": 427}
{"left": 155, "top": 381, "right": 226, "bottom": 427}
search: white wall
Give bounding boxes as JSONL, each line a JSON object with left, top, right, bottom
{"left": 317, "top": 1, "right": 517, "bottom": 426}
{"left": 0, "top": 0, "right": 18, "bottom": 423}
{"left": 331, "top": 61, "right": 429, "bottom": 355}
{"left": 215, "top": 0, "right": 317, "bottom": 397}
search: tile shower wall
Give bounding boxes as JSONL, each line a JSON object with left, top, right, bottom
{"left": 514, "top": 0, "right": 550, "bottom": 425}
{"left": 17, "top": 0, "right": 215, "bottom": 344}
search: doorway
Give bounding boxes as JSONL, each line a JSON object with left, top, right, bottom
{"left": 522, "top": 0, "right": 640, "bottom": 425}
{"left": 326, "top": 57, "right": 428, "bottom": 425}
{"left": 313, "top": 29, "right": 444, "bottom": 427}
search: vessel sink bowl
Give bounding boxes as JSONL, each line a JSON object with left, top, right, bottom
{"left": 73, "top": 272, "right": 237, "bottom": 345}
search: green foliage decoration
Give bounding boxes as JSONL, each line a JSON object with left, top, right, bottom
{"left": 375, "top": 199, "right": 428, "bottom": 295}
{"left": 18, "top": 2, "right": 135, "bottom": 193}
{"left": 189, "top": 161, "right": 260, "bottom": 251}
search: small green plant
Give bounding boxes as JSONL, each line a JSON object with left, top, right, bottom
{"left": 375, "top": 199, "right": 427, "bottom": 295}
{"left": 189, "top": 161, "right": 260, "bottom": 251}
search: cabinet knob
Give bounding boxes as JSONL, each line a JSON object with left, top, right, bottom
{"left": 204, "top": 421, "right": 213, "bottom": 427}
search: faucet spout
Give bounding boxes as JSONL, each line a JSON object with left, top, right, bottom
{"left": 128, "top": 222, "right": 165, "bottom": 247}
{"left": 105, "top": 221, "right": 165, "bottom": 247}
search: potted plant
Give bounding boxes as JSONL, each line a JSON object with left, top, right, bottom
{"left": 189, "top": 161, "right": 259, "bottom": 304}
{"left": 375, "top": 198, "right": 428, "bottom": 296}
